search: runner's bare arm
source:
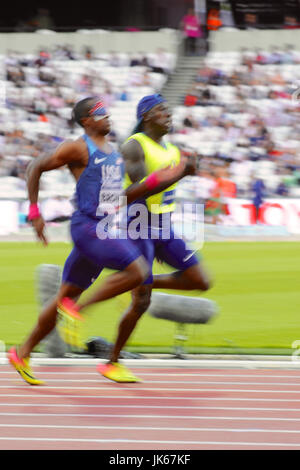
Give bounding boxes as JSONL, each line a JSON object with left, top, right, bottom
{"left": 121, "top": 139, "right": 196, "bottom": 205}
{"left": 121, "top": 139, "right": 147, "bottom": 184}
{"left": 26, "top": 139, "right": 85, "bottom": 246}
{"left": 27, "top": 140, "right": 85, "bottom": 204}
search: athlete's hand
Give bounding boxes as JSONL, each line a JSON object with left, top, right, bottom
{"left": 182, "top": 152, "right": 197, "bottom": 176}
{"left": 31, "top": 216, "right": 48, "bottom": 246}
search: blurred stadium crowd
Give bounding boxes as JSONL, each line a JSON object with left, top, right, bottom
{"left": 0, "top": 46, "right": 173, "bottom": 202}
{"left": 172, "top": 45, "right": 300, "bottom": 204}
{"left": 1, "top": 41, "right": 300, "bottom": 223}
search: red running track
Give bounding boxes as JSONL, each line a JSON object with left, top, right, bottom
{"left": 1, "top": 364, "right": 300, "bottom": 450}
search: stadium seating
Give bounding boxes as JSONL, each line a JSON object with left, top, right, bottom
{"left": 0, "top": 48, "right": 174, "bottom": 202}
{"left": 1, "top": 45, "right": 300, "bottom": 207}
{"left": 169, "top": 47, "right": 300, "bottom": 199}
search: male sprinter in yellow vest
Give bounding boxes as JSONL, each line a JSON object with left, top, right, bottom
{"left": 98, "top": 93, "right": 212, "bottom": 381}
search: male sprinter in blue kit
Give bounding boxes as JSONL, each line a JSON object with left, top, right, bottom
{"left": 8, "top": 96, "right": 196, "bottom": 384}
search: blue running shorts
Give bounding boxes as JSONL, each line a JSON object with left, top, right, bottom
{"left": 62, "top": 213, "right": 143, "bottom": 290}
{"left": 133, "top": 226, "right": 200, "bottom": 285}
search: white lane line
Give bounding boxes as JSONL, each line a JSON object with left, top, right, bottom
{"left": 2, "top": 404, "right": 300, "bottom": 412}
{"left": 1, "top": 394, "right": 300, "bottom": 402}
{"left": 1, "top": 385, "right": 300, "bottom": 393}
{"left": 2, "top": 358, "right": 300, "bottom": 370}
{"left": 0, "top": 437, "right": 299, "bottom": 447}
{"left": 1, "top": 423, "right": 300, "bottom": 434}
{"left": 3, "top": 369, "right": 300, "bottom": 381}
{"left": 1, "top": 412, "right": 300, "bottom": 422}
{"left": 2, "top": 371, "right": 300, "bottom": 379}
{"left": 3, "top": 377, "right": 300, "bottom": 386}
{"left": 2, "top": 371, "right": 300, "bottom": 385}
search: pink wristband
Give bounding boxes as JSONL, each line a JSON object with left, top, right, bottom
{"left": 28, "top": 203, "right": 41, "bottom": 220}
{"left": 145, "top": 173, "right": 160, "bottom": 190}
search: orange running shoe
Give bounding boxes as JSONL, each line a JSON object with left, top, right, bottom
{"left": 57, "top": 297, "right": 85, "bottom": 349}
{"left": 57, "top": 297, "right": 83, "bottom": 321}
{"left": 8, "top": 347, "right": 44, "bottom": 385}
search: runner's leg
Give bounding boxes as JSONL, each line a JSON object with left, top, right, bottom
{"left": 153, "top": 263, "right": 211, "bottom": 291}
{"left": 77, "top": 256, "right": 149, "bottom": 311}
{"left": 17, "top": 283, "right": 83, "bottom": 360}
{"left": 109, "top": 284, "right": 152, "bottom": 363}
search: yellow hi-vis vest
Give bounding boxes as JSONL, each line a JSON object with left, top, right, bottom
{"left": 124, "top": 133, "right": 181, "bottom": 214}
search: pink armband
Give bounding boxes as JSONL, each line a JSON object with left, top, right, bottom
{"left": 28, "top": 203, "right": 41, "bottom": 220}
{"left": 145, "top": 173, "right": 160, "bottom": 190}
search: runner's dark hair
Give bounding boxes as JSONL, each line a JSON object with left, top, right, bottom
{"left": 72, "top": 97, "right": 96, "bottom": 127}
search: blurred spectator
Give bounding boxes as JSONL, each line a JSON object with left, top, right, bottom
{"left": 268, "top": 46, "right": 283, "bottom": 65}
{"left": 281, "top": 167, "right": 300, "bottom": 190}
{"left": 220, "top": 2, "right": 235, "bottom": 27}
{"left": 244, "top": 13, "right": 257, "bottom": 30}
{"left": 45, "top": 87, "right": 65, "bottom": 111}
{"left": 255, "top": 49, "right": 268, "bottom": 65}
{"left": 6, "top": 65, "right": 25, "bottom": 87}
{"left": 76, "top": 74, "right": 93, "bottom": 93}
{"left": 52, "top": 45, "right": 77, "bottom": 60}
{"left": 266, "top": 141, "right": 284, "bottom": 160}
{"left": 215, "top": 166, "right": 237, "bottom": 198}
{"left": 109, "top": 52, "right": 121, "bottom": 67}
{"left": 252, "top": 178, "right": 265, "bottom": 223}
{"left": 195, "top": 63, "right": 214, "bottom": 83}
{"left": 276, "top": 181, "right": 289, "bottom": 196}
{"left": 125, "top": 27, "right": 141, "bottom": 32}
{"left": 29, "top": 8, "right": 55, "bottom": 30}
{"left": 15, "top": 18, "right": 35, "bottom": 32}
{"left": 84, "top": 47, "right": 94, "bottom": 60}
{"left": 184, "top": 86, "right": 199, "bottom": 106}
{"left": 198, "top": 86, "right": 215, "bottom": 105}
{"left": 35, "top": 50, "right": 51, "bottom": 67}
{"left": 150, "top": 49, "right": 171, "bottom": 75}
{"left": 284, "top": 15, "right": 300, "bottom": 29}
{"left": 207, "top": 8, "right": 222, "bottom": 32}
{"left": 128, "top": 69, "right": 152, "bottom": 87}
{"left": 140, "top": 54, "right": 150, "bottom": 67}
{"left": 281, "top": 44, "right": 298, "bottom": 64}
{"left": 118, "top": 89, "right": 129, "bottom": 101}
{"left": 222, "top": 121, "right": 242, "bottom": 143}
{"left": 183, "top": 113, "right": 199, "bottom": 130}
{"left": 180, "top": 8, "right": 202, "bottom": 56}
{"left": 203, "top": 167, "right": 226, "bottom": 224}
{"left": 196, "top": 167, "right": 218, "bottom": 203}
{"left": 130, "top": 54, "right": 143, "bottom": 67}
{"left": 38, "top": 67, "right": 56, "bottom": 85}
{"left": 204, "top": 166, "right": 236, "bottom": 224}
{"left": 101, "top": 82, "right": 115, "bottom": 108}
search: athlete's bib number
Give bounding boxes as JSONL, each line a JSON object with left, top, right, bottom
{"left": 98, "top": 189, "right": 121, "bottom": 214}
